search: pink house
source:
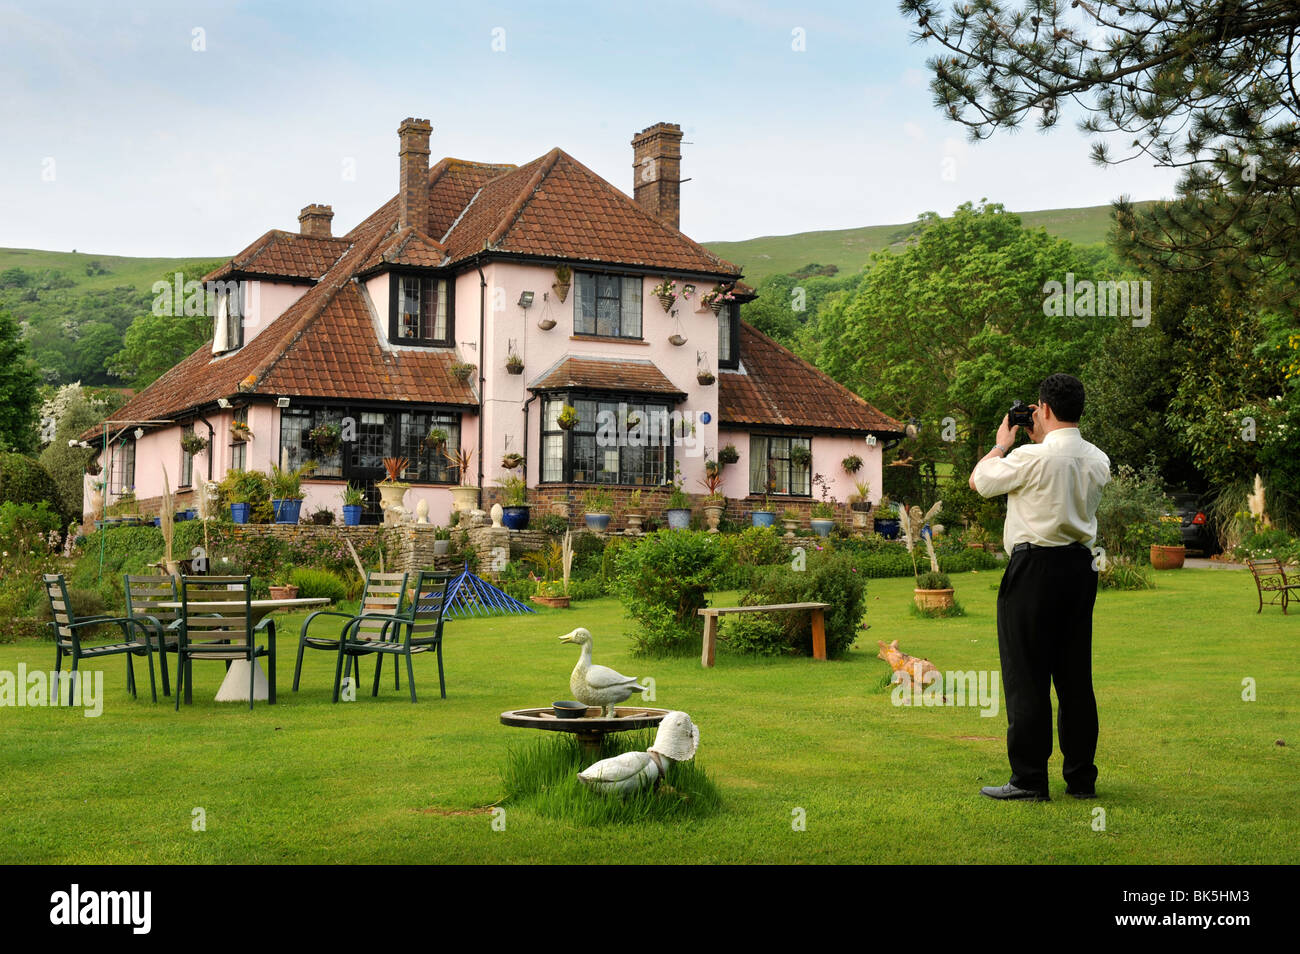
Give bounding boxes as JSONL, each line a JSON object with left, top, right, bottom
{"left": 89, "top": 119, "right": 902, "bottom": 527}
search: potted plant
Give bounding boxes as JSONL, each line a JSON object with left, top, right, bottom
{"left": 699, "top": 463, "right": 726, "bottom": 532}
{"left": 652, "top": 277, "right": 677, "bottom": 311}
{"left": 423, "top": 425, "right": 449, "bottom": 454}
{"left": 498, "top": 474, "right": 531, "bottom": 530}
{"left": 270, "top": 463, "right": 312, "bottom": 524}
{"left": 582, "top": 487, "right": 614, "bottom": 532}
{"left": 180, "top": 430, "right": 208, "bottom": 457}
{"left": 309, "top": 421, "right": 342, "bottom": 455}
{"left": 229, "top": 486, "right": 251, "bottom": 524}
{"left": 526, "top": 534, "right": 574, "bottom": 608}
{"left": 433, "top": 525, "right": 451, "bottom": 557}
{"left": 378, "top": 456, "right": 411, "bottom": 521}
{"left": 556, "top": 404, "right": 580, "bottom": 430}
{"left": 341, "top": 482, "right": 365, "bottom": 526}
{"left": 450, "top": 361, "right": 476, "bottom": 383}
{"left": 850, "top": 479, "right": 874, "bottom": 528}
{"left": 914, "top": 571, "right": 955, "bottom": 611}
{"left": 506, "top": 353, "right": 524, "bottom": 375}
{"left": 442, "top": 445, "right": 478, "bottom": 513}
{"left": 782, "top": 506, "right": 801, "bottom": 535}
{"left": 700, "top": 284, "right": 737, "bottom": 315}
{"left": 752, "top": 492, "right": 776, "bottom": 528}
{"left": 552, "top": 264, "right": 572, "bottom": 303}
{"left": 230, "top": 420, "right": 253, "bottom": 443}
{"left": 268, "top": 569, "right": 300, "bottom": 601}
{"left": 1150, "top": 515, "right": 1186, "bottom": 569}
{"left": 665, "top": 464, "right": 691, "bottom": 529}
{"left": 718, "top": 444, "right": 740, "bottom": 466}
{"left": 874, "top": 501, "right": 901, "bottom": 539}
{"left": 624, "top": 488, "right": 645, "bottom": 535}
{"left": 842, "top": 454, "right": 863, "bottom": 475}
{"left": 501, "top": 452, "right": 525, "bottom": 471}
{"left": 309, "top": 506, "right": 335, "bottom": 525}
{"left": 810, "top": 500, "right": 836, "bottom": 537}
{"left": 789, "top": 444, "right": 812, "bottom": 471}
{"left": 697, "top": 369, "right": 716, "bottom": 386}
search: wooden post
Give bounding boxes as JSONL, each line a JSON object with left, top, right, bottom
{"left": 701, "top": 613, "right": 718, "bottom": 668}
{"left": 811, "top": 608, "right": 826, "bottom": 661}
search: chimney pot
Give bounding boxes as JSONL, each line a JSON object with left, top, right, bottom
{"left": 631, "top": 122, "right": 683, "bottom": 231}
{"left": 298, "top": 203, "right": 334, "bottom": 238}
{"left": 398, "top": 117, "right": 433, "bottom": 232}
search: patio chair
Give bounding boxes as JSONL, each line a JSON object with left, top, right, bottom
{"left": 1245, "top": 558, "right": 1300, "bottom": 614}
{"left": 293, "top": 571, "right": 408, "bottom": 694}
{"left": 42, "top": 574, "right": 157, "bottom": 703}
{"left": 334, "top": 570, "right": 453, "bottom": 703}
{"left": 175, "top": 575, "right": 275, "bottom": 710}
{"left": 124, "top": 574, "right": 184, "bottom": 696}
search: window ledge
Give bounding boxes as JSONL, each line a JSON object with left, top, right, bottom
{"left": 569, "top": 335, "right": 649, "bottom": 346}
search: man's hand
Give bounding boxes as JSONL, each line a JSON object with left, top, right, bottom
{"left": 995, "top": 413, "right": 1019, "bottom": 450}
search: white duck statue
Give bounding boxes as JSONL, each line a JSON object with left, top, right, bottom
{"left": 559, "top": 628, "right": 645, "bottom": 717}
{"left": 577, "top": 711, "right": 700, "bottom": 795}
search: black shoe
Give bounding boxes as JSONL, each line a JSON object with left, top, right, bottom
{"left": 980, "top": 782, "right": 1050, "bottom": 802}
{"left": 1066, "top": 788, "right": 1097, "bottom": 799}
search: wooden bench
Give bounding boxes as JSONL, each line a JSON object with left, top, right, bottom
{"left": 697, "top": 602, "right": 830, "bottom": 667}
{"left": 1245, "top": 558, "right": 1300, "bottom": 614}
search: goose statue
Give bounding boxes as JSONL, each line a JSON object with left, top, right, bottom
{"left": 577, "top": 710, "right": 700, "bottom": 795}
{"left": 559, "top": 628, "right": 645, "bottom": 717}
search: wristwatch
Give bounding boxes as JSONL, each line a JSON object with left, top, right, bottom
{"left": 995, "top": 443, "right": 1012, "bottom": 456}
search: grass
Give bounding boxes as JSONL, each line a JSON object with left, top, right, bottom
{"left": 0, "top": 566, "right": 1295, "bottom": 863}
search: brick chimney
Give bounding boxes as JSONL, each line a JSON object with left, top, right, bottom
{"left": 398, "top": 117, "right": 433, "bottom": 231}
{"left": 631, "top": 122, "right": 683, "bottom": 231}
{"left": 298, "top": 204, "right": 334, "bottom": 238}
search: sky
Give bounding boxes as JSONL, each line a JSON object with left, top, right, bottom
{"left": 0, "top": 0, "right": 1182, "bottom": 258}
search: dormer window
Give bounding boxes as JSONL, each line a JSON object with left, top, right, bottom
{"left": 212, "top": 284, "right": 244, "bottom": 354}
{"left": 389, "top": 273, "right": 453, "bottom": 346}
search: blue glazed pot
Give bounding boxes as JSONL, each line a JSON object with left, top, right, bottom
{"left": 751, "top": 510, "right": 776, "bottom": 528}
{"left": 230, "top": 503, "right": 250, "bottom": 524}
{"left": 584, "top": 513, "right": 611, "bottom": 532}
{"left": 503, "top": 506, "right": 531, "bottom": 530}
{"left": 185, "top": 509, "right": 197, "bottom": 520}
{"left": 666, "top": 508, "right": 691, "bottom": 530}
{"left": 810, "top": 518, "right": 834, "bottom": 538}
{"left": 343, "top": 504, "right": 363, "bottom": 526}
{"left": 272, "top": 498, "right": 303, "bottom": 524}
{"left": 875, "top": 518, "right": 900, "bottom": 540}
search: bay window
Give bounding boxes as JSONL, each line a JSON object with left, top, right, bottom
{"left": 541, "top": 393, "right": 671, "bottom": 485}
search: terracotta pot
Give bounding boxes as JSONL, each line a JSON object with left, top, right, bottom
{"left": 269, "top": 585, "right": 300, "bottom": 600}
{"left": 1150, "top": 544, "right": 1186, "bottom": 570}
{"left": 914, "top": 588, "right": 955, "bottom": 610}
{"left": 530, "top": 594, "right": 571, "bottom": 609}
{"left": 703, "top": 503, "right": 725, "bottom": 532}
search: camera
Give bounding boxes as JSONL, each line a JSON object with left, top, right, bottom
{"left": 1009, "top": 400, "right": 1035, "bottom": 429}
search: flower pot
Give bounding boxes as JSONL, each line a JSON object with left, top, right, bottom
{"left": 552, "top": 281, "right": 570, "bottom": 303}
{"left": 1150, "top": 544, "right": 1186, "bottom": 570}
{"left": 433, "top": 539, "right": 450, "bottom": 557}
{"left": 810, "top": 518, "right": 834, "bottom": 538}
{"left": 152, "top": 517, "right": 161, "bottom": 527}
{"left": 875, "top": 518, "right": 900, "bottom": 540}
{"left": 272, "top": 498, "right": 303, "bottom": 524}
{"left": 506, "top": 363, "right": 524, "bottom": 375}
{"left": 537, "top": 317, "right": 557, "bottom": 331}
{"left": 625, "top": 513, "right": 644, "bottom": 535}
{"left": 531, "top": 594, "right": 571, "bottom": 609}
{"left": 584, "top": 513, "right": 611, "bottom": 532}
{"left": 703, "top": 503, "right": 725, "bottom": 533}
{"left": 709, "top": 301, "right": 723, "bottom": 315}
{"left": 751, "top": 510, "right": 776, "bottom": 528}
{"left": 914, "top": 588, "right": 955, "bottom": 611}
{"left": 851, "top": 510, "right": 870, "bottom": 529}
{"left": 343, "top": 504, "right": 363, "bottom": 526}
{"left": 503, "top": 505, "right": 531, "bottom": 530}
{"left": 668, "top": 334, "right": 687, "bottom": 347}
{"left": 230, "top": 503, "right": 251, "bottom": 524}
{"left": 451, "top": 485, "right": 479, "bottom": 513}
{"left": 697, "top": 372, "right": 716, "bottom": 386}
{"left": 269, "top": 585, "right": 300, "bottom": 601}
{"left": 666, "top": 508, "right": 691, "bottom": 530}
{"left": 782, "top": 518, "right": 800, "bottom": 535}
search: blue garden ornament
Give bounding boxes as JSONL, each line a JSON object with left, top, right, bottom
{"left": 440, "top": 562, "right": 536, "bottom": 618}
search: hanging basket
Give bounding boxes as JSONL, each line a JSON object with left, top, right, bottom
{"left": 668, "top": 334, "right": 687, "bottom": 347}
{"left": 506, "top": 358, "right": 524, "bottom": 375}
{"left": 537, "top": 317, "right": 556, "bottom": 331}
{"left": 657, "top": 293, "right": 676, "bottom": 312}
{"left": 552, "top": 281, "right": 570, "bottom": 303}
{"left": 697, "top": 371, "right": 716, "bottom": 386}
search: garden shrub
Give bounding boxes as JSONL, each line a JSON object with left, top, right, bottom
{"left": 614, "top": 530, "right": 724, "bottom": 655}
{"left": 540, "top": 514, "right": 567, "bottom": 535}
{"left": 715, "top": 525, "right": 790, "bottom": 588}
{"left": 571, "top": 532, "right": 606, "bottom": 579}
{"left": 566, "top": 578, "right": 604, "bottom": 602}
{"left": 217, "top": 469, "right": 274, "bottom": 524}
{"left": 736, "top": 549, "right": 866, "bottom": 657}
{"left": 719, "top": 611, "right": 788, "bottom": 656}
{"left": 0, "top": 453, "right": 66, "bottom": 522}
{"left": 1096, "top": 464, "right": 1175, "bottom": 564}
{"left": 288, "top": 567, "right": 348, "bottom": 603}
{"left": 1099, "top": 556, "right": 1154, "bottom": 590}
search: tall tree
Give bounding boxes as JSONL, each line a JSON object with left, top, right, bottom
{"left": 0, "top": 310, "right": 41, "bottom": 452}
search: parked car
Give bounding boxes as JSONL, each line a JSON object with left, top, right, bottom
{"left": 1171, "top": 493, "right": 1220, "bottom": 556}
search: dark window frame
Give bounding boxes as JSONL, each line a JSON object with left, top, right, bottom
{"left": 387, "top": 271, "right": 454, "bottom": 347}
{"left": 718, "top": 301, "right": 741, "bottom": 370}
{"left": 109, "top": 438, "right": 136, "bottom": 496}
{"left": 573, "top": 271, "right": 644, "bottom": 340}
{"left": 748, "top": 433, "right": 812, "bottom": 497}
{"left": 539, "top": 389, "right": 675, "bottom": 486}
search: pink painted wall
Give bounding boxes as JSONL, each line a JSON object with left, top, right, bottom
{"left": 241, "top": 280, "right": 308, "bottom": 346}
{"left": 716, "top": 429, "right": 883, "bottom": 505}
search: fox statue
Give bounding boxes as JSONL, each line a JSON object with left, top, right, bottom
{"left": 877, "top": 639, "right": 944, "bottom": 702}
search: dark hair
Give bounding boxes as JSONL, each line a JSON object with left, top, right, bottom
{"left": 1039, "top": 373, "right": 1085, "bottom": 422}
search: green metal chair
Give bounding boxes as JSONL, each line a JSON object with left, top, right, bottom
{"left": 123, "top": 574, "right": 184, "bottom": 697}
{"left": 175, "top": 575, "right": 276, "bottom": 710}
{"left": 293, "top": 571, "right": 408, "bottom": 694}
{"left": 42, "top": 573, "right": 157, "bottom": 703}
{"left": 334, "top": 570, "right": 452, "bottom": 703}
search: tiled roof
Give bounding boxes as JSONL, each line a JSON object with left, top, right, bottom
{"left": 204, "top": 230, "right": 350, "bottom": 283}
{"left": 358, "top": 225, "right": 448, "bottom": 272}
{"left": 719, "top": 323, "right": 904, "bottom": 434}
{"left": 528, "top": 356, "right": 685, "bottom": 397}
{"left": 441, "top": 149, "right": 743, "bottom": 277}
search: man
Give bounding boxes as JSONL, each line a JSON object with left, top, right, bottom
{"left": 968, "top": 373, "right": 1111, "bottom": 802}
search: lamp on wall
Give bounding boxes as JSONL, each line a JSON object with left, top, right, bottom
{"left": 865, "top": 434, "right": 877, "bottom": 447}
{"left": 277, "top": 397, "right": 291, "bottom": 408}
{"left": 217, "top": 397, "right": 232, "bottom": 409}
{"left": 133, "top": 428, "right": 145, "bottom": 440}
{"left": 517, "top": 291, "right": 534, "bottom": 309}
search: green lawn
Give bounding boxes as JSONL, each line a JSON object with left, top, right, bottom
{"left": 1, "top": 567, "right": 1294, "bottom": 864}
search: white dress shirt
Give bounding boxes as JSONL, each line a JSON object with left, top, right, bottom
{"left": 971, "top": 427, "right": 1111, "bottom": 554}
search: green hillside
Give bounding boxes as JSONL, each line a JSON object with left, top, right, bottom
{"left": 703, "top": 201, "right": 1152, "bottom": 285}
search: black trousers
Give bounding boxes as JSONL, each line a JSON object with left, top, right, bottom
{"left": 996, "top": 543, "right": 1099, "bottom": 794}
